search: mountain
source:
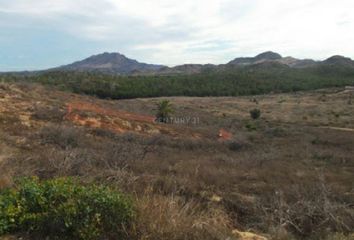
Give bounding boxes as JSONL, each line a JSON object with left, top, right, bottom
{"left": 254, "top": 51, "right": 282, "bottom": 61}
{"left": 55, "top": 50, "right": 314, "bottom": 76}
{"left": 152, "top": 51, "right": 315, "bottom": 75}
{"left": 2, "top": 51, "right": 353, "bottom": 76}
{"left": 130, "top": 51, "right": 354, "bottom": 75}
{"left": 277, "top": 57, "right": 317, "bottom": 68}
{"left": 56, "top": 52, "right": 166, "bottom": 75}
{"left": 322, "top": 55, "right": 354, "bottom": 67}
{"left": 149, "top": 64, "right": 218, "bottom": 75}
{"left": 228, "top": 51, "right": 282, "bottom": 65}
{"left": 227, "top": 51, "right": 320, "bottom": 69}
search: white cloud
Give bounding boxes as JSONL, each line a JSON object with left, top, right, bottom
{"left": 0, "top": 0, "right": 354, "bottom": 66}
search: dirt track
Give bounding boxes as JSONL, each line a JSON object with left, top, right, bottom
{"left": 318, "top": 126, "right": 354, "bottom": 132}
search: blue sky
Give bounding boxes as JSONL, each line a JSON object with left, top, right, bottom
{"left": 0, "top": 0, "right": 353, "bottom": 71}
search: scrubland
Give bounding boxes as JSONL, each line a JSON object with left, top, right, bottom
{"left": 0, "top": 82, "right": 353, "bottom": 239}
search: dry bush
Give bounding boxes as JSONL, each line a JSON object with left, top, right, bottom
{"left": 258, "top": 179, "right": 354, "bottom": 239}
{"left": 86, "top": 132, "right": 159, "bottom": 170}
{"left": 0, "top": 143, "right": 14, "bottom": 189}
{"left": 264, "top": 126, "right": 287, "bottom": 138}
{"left": 226, "top": 137, "right": 250, "bottom": 151}
{"left": 38, "top": 124, "right": 88, "bottom": 149}
{"left": 45, "top": 148, "right": 96, "bottom": 177}
{"left": 0, "top": 172, "right": 13, "bottom": 190}
{"left": 131, "top": 193, "right": 233, "bottom": 240}
{"left": 324, "top": 233, "right": 354, "bottom": 240}
{"left": 0, "top": 174, "right": 13, "bottom": 190}
{"left": 13, "top": 81, "right": 40, "bottom": 92}
{"left": 12, "top": 125, "right": 157, "bottom": 178}
{"left": 92, "top": 129, "right": 223, "bottom": 153}
{"left": 0, "top": 115, "right": 24, "bottom": 135}
{"left": 0, "top": 235, "right": 21, "bottom": 240}
{"left": 147, "top": 135, "right": 223, "bottom": 151}
{"left": 98, "top": 140, "right": 154, "bottom": 170}
{"left": 32, "top": 105, "right": 65, "bottom": 122}
{"left": 90, "top": 168, "right": 140, "bottom": 192}
{"left": 0, "top": 82, "right": 10, "bottom": 91}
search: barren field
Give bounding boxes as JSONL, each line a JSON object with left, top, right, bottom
{"left": 0, "top": 82, "right": 353, "bottom": 240}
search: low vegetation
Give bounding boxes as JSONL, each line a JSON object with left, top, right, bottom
{"left": 250, "top": 108, "right": 261, "bottom": 120}
{"left": 0, "top": 83, "right": 353, "bottom": 239}
{"left": 155, "top": 100, "right": 174, "bottom": 123}
{"left": 0, "top": 177, "right": 133, "bottom": 240}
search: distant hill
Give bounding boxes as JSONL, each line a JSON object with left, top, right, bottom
{"left": 55, "top": 51, "right": 352, "bottom": 76}
{"left": 147, "top": 51, "right": 352, "bottom": 75}
{"left": 1, "top": 51, "right": 354, "bottom": 76}
{"left": 150, "top": 64, "right": 218, "bottom": 75}
{"left": 277, "top": 57, "right": 317, "bottom": 68}
{"left": 255, "top": 51, "right": 283, "bottom": 61}
{"left": 322, "top": 55, "right": 354, "bottom": 67}
{"left": 228, "top": 51, "right": 281, "bottom": 65}
{"left": 55, "top": 52, "right": 166, "bottom": 75}
{"left": 227, "top": 51, "right": 319, "bottom": 68}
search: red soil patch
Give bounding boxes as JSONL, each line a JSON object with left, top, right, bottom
{"left": 64, "top": 101, "right": 206, "bottom": 139}
{"left": 66, "top": 101, "right": 155, "bottom": 123}
{"left": 218, "top": 129, "right": 233, "bottom": 141}
{"left": 65, "top": 101, "right": 157, "bottom": 134}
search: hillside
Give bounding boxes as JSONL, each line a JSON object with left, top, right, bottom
{"left": 0, "top": 82, "right": 353, "bottom": 239}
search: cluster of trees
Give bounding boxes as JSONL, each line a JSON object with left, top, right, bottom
{"left": 2, "top": 64, "right": 354, "bottom": 99}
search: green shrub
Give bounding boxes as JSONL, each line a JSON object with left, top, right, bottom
{"left": 155, "top": 100, "right": 174, "bottom": 123}
{"left": 0, "top": 177, "right": 134, "bottom": 240}
{"left": 250, "top": 108, "right": 261, "bottom": 120}
{"left": 245, "top": 122, "right": 257, "bottom": 131}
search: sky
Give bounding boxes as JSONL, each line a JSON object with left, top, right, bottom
{"left": 0, "top": 0, "right": 353, "bottom": 71}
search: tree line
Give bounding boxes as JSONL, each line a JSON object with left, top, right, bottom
{"left": 2, "top": 64, "right": 354, "bottom": 99}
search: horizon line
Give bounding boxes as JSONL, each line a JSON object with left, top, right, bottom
{"left": 0, "top": 51, "right": 351, "bottom": 73}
